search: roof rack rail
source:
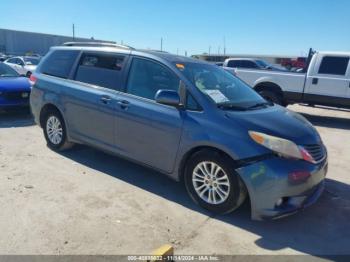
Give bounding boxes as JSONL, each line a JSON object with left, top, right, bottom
{"left": 140, "top": 49, "right": 169, "bottom": 53}
{"left": 62, "top": 42, "right": 135, "bottom": 50}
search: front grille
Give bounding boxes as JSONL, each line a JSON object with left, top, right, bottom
{"left": 2, "top": 91, "right": 30, "bottom": 100}
{"left": 303, "top": 144, "right": 326, "bottom": 163}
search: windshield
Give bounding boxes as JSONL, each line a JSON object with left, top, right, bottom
{"left": 24, "top": 57, "right": 40, "bottom": 65}
{"left": 0, "top": 63, "right": 20, "bottom": 77}
{"left": 176, "top": 62, "right": 268, "bottom": 109}
{"left": 255, "top": 60, "right": 270, "bottom": 68}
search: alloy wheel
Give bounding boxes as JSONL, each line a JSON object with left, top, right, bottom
{"left": 192, "top": 161, "right": 231, "bottom": 205}
{"left": 46, "top": 116, "right": 63, "bottom": 145}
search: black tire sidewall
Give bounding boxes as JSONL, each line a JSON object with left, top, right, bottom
{"left": 43, "top": 111, "right": 67, "bottom": 150}
{"left": 184, "top": 150, "right": 244, "bottom": 214}
{"left": 259, "top": 90, "right": 282, "bottom": 105}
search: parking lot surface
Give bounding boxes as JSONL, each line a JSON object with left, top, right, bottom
{"left": 0, "top": 104, "right": 349, "bottom": 256}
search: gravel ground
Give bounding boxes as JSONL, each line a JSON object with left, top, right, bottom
{"left": 0, "top": 104, "right": 349, "bottom": 256}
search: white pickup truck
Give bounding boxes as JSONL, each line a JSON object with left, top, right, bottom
{"left": 225, "top": 51, "right": 350, "bottom": 108}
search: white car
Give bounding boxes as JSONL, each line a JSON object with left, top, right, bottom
{"left": 225, "top": 51, "right": 350, "bottom": 109}
{"left": 4, "top": 56, "right": 40, "bottom": 77}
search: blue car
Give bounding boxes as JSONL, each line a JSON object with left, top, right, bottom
{"left": 0, "top": 63, "right": 31, "bottom": 110}
{"left": 30, "top": 43, "right": 327, "bottom": 220}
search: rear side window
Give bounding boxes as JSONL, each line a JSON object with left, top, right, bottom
{"left": 40, "top": 50, "right": 79, "bottom": 78}
{"left": 241, "top": 60, "right": 258, "bottom": 69}
{"left": 318, "top": 56, "right": 349, "bottom": 75}
{"left": 74, "top": 53, "right": 125, "bottom": 90}
{"left": 227, "top": 60, "right": 240, "bottom": 68}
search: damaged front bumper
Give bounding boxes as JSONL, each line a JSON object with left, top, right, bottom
{"left": 236, "top": 156, "right": 328, "bottom": 221}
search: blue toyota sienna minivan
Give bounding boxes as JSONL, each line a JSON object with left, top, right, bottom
{"left": 30, "top": 42, "right": 327, "bottom": 220}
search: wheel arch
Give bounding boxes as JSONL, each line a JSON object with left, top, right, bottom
{"left": 39, "top": 103, "right": 65, "bottom": 128}
{"left": 179, "top": 145, "right": 240, "bottom": 183}
{"left": 254, "top": 81, "right": 283, "bottom": 96}
{"left": 178, "top": 145, "right": 251, "bottom": 212}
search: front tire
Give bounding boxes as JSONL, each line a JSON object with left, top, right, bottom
{"left": 43, "top": 110, "right": 73, "bottom": 151}
{"left": 184, "top": 150, "right": 247, "bottom": 214}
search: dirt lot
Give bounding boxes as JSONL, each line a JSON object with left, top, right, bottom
{"left": 0, "top": 104, "right": 349, "bottom": 256}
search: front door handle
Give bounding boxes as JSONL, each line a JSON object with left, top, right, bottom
{"left": 312, "top": 78, "right": 318, "bottom": 85}
{"left": 100, "top": 95, "right": 111, "bottom": 104}
{"left": 117, "top": 100, "right": 130, "bottom": 109}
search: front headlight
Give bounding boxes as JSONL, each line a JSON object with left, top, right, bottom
{"left": 249, "top": 131, "right": 315, "bottom": 163}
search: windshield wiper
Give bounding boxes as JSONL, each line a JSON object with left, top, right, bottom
{"left": 247, "top": 102, "right": 272, "bottom": 110}
{"left": 217, "top": 103, "right": 247, "bottom": 111}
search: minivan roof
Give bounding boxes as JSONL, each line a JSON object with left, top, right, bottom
{"left": 50, "top": 45, "right": 207, "bottom": 65}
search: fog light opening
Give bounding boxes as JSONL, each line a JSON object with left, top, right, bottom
{"left": 275, "top": 197, "right": 290, "bottom": 208}
{"left": 288, "top": 171, "right": 311, "bottom": 184}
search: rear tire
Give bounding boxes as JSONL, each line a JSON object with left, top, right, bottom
{"left": 43, "top": 110, "right": 73, "bottom": 151}
{"left": 259, "top": 89, "right": 283, "bottom": 105}
{"left": 26, "top": 71, "right": 32, "bottom": 78}
{"left": 184, "top": 150, "right": 247, "bottom": 214}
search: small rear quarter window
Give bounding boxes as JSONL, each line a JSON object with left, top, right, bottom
{"left": 40, "top": 50, "right": 79, "bottom": 78}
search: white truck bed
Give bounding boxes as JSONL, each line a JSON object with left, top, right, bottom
{"left": 229, "top": 68, "right": 306, "bottom": 94}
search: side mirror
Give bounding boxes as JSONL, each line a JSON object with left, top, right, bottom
{"left": 155, "top": 89, "right": 181, "bottom": 107}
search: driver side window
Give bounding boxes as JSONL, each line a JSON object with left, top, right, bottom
{"left": 126, "top": 58, "right": 180, "bottom": 100}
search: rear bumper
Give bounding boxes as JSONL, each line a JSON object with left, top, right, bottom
{"left": 236, "top": 156, "right": 328, "bottom": 221}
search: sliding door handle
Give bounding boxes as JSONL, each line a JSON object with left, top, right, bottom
{"left": 100, "top": 96, "right": 111, "bottom": 104}
{"left": 117, "top": 100, "right": 130, "bottom": 109}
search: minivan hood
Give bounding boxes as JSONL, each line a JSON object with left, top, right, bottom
{"left": 225, "top": 105, "right": 322, "bottom": 146}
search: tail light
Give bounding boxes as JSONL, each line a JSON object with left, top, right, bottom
{"left": 29, "top": 74, "right": 37, "bottom": 85}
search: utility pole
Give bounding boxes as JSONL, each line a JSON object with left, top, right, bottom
{"left": 209, "top": 46, "right": 211, "bottom": 55}
{"left": 160, "top": 37, "right": 163, "bottom": 51}
{"left": 176, "top": 48, "right": 179, "bottom": 55}
{"left": 185, "top": 50, "right": 187, "bottom": 57}
{"left": 72, "top": 23, "right": 75, "bottom": 41}
{"left": 218, "top": 46, "right": 221, "bottom": 55}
